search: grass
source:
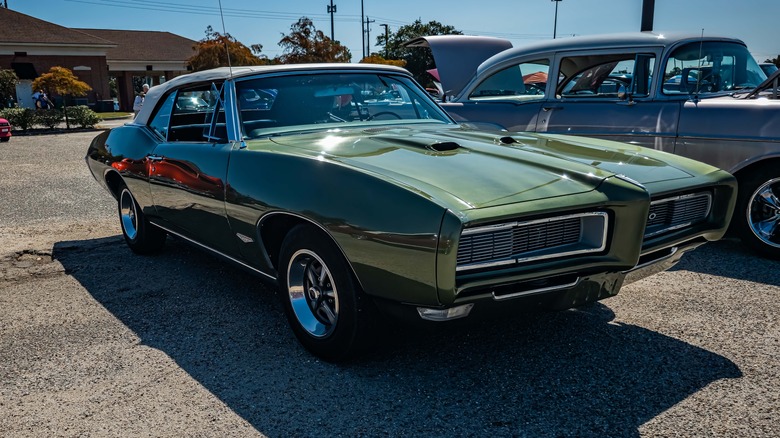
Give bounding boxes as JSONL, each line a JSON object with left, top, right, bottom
{"left": 95, "top": 112, "right": 133, "bottom": 119}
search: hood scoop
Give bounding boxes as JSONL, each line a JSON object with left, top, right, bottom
{"left": 499, "top": 136, "right": 518, "bottom": 145}
{"left": 426, "top": 141, "right": 460, "bottom": 152}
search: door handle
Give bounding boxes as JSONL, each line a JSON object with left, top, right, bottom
{"left": 146, "top": 154, "right": 164, "bottom": 162}
{"left": 542, "top": 106, "right": 564, "bottom": 112}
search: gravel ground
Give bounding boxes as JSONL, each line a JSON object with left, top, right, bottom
{"left": 0, "top": 132, "right": 778, "bottom": 437}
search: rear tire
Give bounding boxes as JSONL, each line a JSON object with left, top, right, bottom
{"left": 735, "top": 170, "right": 780, "bottom": 259}
{"left": 118, "top": 185, "right": 166, "bottom": 254}
{"left": 278, "top": 224, "right": 376, "bottom": 362}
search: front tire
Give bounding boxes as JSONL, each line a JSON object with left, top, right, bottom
{"left": 278, "top": 224, "right": 376, "bottom": 362}
{"left": 735, "top": 170, "right": 780, "bottom": 258}
{"left": 118, "top": 185, "right": 166, "bottom": 254}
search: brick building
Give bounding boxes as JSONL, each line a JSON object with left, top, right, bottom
{"left": 0, "top": 8, "right": 195, "bottom": 111}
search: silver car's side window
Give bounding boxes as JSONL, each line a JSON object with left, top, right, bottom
{"left": 558, "top": 54, "right": 655, "bottom": 99}
{"left": 469, "top": 59, "right": 550, "bottom": 102}
{"left": 662, "top": 41, "right": 766, "bottom": 95}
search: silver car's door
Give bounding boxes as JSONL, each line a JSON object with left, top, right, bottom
{"left": 442, "top": 57, "right": 552, "bottom": 132}
{"left": 539, "top": 49, "right": 679, "bottom": 154}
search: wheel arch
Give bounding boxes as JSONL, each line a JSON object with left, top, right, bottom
{"left": 257, "top": 211, "right": 365, "bottom": 289}
{"left": 104, "top": 169, "right": 124, "bottom": 200}
{"left": 730, "top": 155, "right": 780, "bottom": 181}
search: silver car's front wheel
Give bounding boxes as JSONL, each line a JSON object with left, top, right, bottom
{"left": 286, "top": 249, "right": 340, "bottom": 338}
{"left": 736, "top": 170, "right": 780, "bottom": 259}
{"left": 746, "top": 177, "right": 780, "bottom": 249}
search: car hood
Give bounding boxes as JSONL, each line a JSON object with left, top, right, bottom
{"left": 267, "top": 125, "right": 693, "bottom": 209}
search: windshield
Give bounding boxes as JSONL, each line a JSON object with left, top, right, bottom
{"left": 236, "top": 72, "right": 453, "bottom": 139}
{"left": 662, "top": 41, "right": 766, "bottom": 95}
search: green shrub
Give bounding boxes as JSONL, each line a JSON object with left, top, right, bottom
{"left": 65, "top": 105, "right": 101, "bottom": 128}
{"left": 0, "top": 107, "right": 36, "bottom": 130}
{"left": 35, "top": 108, "right": 64, "bottom": 129}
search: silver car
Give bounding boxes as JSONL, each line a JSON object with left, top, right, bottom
{"left": 409, "top": 32, "right": 780, "bottom": 258}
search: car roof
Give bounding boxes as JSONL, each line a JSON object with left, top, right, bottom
{"left": 480, "top": 31, "right": 745, "bottom": 73}
{"left": 135, "top": 63, "right": 412, "bottom": 125}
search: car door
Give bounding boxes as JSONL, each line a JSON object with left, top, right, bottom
{"left": 146, "top": 82, "right": 237, "bottom": 255}
{"left": 441, "top": 57, "right": 552, "bottom": 132}
{"left": 539, "top": 49, "right": 679, "bottom": 154}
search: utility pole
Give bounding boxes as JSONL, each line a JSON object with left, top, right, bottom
{"left": 364, "top": 16, "right": 375, "bottom": 57}
{"left": 640, "top": 0, "right": 655, "bottom": 32}
{"left": 326, "top": 0, "right": 336, "bottom": 41}
{"left": 380, "top": 24, "right": 389, "bottom": 58}
{"left": 551, "top": 0, "right": 562, "bottom": 39}
{"left": 360, "top": 0, "right": 365, "bottom": 58}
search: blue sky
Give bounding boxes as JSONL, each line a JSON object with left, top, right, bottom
{"left": 13, "top": 0, "right": 780, "bottom": 62}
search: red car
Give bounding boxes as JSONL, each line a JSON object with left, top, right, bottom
{"left": 0, "top": 117, "right": 11, "bottom": 142}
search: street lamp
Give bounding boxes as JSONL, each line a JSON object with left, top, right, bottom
{"left": 551, "top": 0, "right": 562, "bottom": 39}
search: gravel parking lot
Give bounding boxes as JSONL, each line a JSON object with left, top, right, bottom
{"left": 1, "top": 131, "right": 778, "bottom": 437}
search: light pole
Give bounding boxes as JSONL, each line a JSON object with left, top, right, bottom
{"left": 327, "top": 0, "right": 336, "bottom": 41}
{"left": 551, "top": 0, "right": 562, "bottom": 39}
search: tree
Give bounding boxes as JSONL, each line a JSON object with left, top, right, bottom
{"left": 359, "top": 55, "right": 406, "bottom": 67}
{"left": 378, "top": 19, "right": 462, "bottom": 86}
{"left": 0, "top": 69, "right": 18, "bottom": 108}
{"left": 188, "top": 26, "right": 268, "bottom": 72}
{"left": 764, "top": 55, "right": 780, "bottom": 68}
{"left": 32, "top": 66, "right": 92, "bottom": 129}
{"left": 276, "top": 18, "right": 351, "bottom": 64}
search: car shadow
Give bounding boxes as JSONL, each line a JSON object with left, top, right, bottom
{"left": 670, "top": 238, "right": 780, "bottom": 286}
{"left": 54, "top": 236, "right": 741, "bottom": 437}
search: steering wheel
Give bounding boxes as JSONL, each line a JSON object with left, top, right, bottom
{"left": 369, "top": 111, "right": 402, "bottom": 121}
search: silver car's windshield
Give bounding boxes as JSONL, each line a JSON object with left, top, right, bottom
{"left": 662, "top": 41, "right": 767, "bottom": 95}
{"left": 236, "top": 72, "right": 453, "bottom": 139}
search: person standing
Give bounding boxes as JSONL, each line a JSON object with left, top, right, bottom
{"left": 133, "top": 83, "right": 150, "bottom": 116}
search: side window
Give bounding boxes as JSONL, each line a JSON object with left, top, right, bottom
{"left": 662, "top": 41, "right": 766, "bottom": 95}
{"left": 469, "top": 59, "right": 550, "bottom": 102}
{"left": 167, "top": 83, "right": 225, "bottom": 142}
{"left": 558, "top": 54, "right": 655, "bottom": 99}
{"left": 148, "top": 92, "right": 175, "bottom": 140}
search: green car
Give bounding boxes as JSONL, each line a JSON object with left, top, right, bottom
{"left": 86, "top": 64, "right": 736, "bottom": 361}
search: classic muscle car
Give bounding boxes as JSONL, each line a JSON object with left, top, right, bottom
{"left": 86, "top": 64, "right": 735, "bottom": 361}
{"left": 408, "top": 32, "right": 780, "bottom": 258}
{"left": 0, "top": 117, "right": 11, "bottom": 142}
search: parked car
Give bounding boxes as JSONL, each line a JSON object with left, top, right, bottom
{"left": 0, "top": 117, "right": 11, "bottom": 142}
{"left": 759, "top": 62, "right": 778, "bottom": 76}
{"left": 409, "top": 32, "right": 780, "bottom": 257}
{"left": 86, "top": 64, "right": 735, "bottom": 361}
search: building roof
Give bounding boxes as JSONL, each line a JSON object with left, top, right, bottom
{"left": 0, "top": 8, "right": 114, "bottom": 47}
{"left": 76, "top": 28, "right": 197, "bottom": 62}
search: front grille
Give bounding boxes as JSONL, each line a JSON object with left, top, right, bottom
{"left": 456, "top": 212, "right": 608, "bottom": 272}
{"left": 644, "top": 192, "right": 712, "bottom": 238}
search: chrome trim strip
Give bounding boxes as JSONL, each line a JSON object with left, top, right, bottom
{"left": 150, "top": 221, "right": 276, "bottom": 281}
{"left": 649, "top": 191, "right": 712, "bottom": 206}
{"left": 491, "top": 277, "right": 581, "bottom": 301}
{"left": 460, "top": 211, "right": 606, "bottom": 236}
{"left": 457, "top": 212, "right": 608, "bottom": 272}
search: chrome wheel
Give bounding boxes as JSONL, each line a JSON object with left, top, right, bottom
{"left": 119, "top": 188, "right": 139, "bottom": 240}
{"left": 747, "top": 177, "right": 780, "bottom": 249}
{"left": 286, "top": 249, "right": 339, "bottom": 338}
